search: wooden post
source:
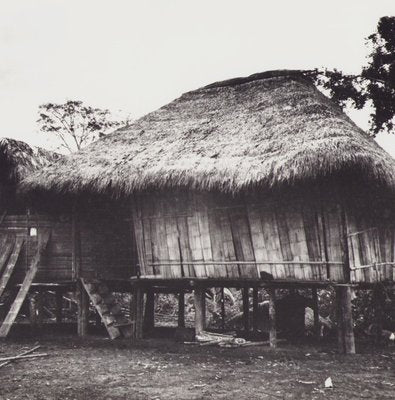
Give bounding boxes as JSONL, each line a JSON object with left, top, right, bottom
{"left": 220, "top": 287, "right": 225, "bottom": 331}
{"left": 36, "top": 292, "right": 44, "bottom": 329}
{"left": 268, "top": 288, "right": 277, "bottom": 348}
{"left": 336, "top": 286, "right": 355, "bottom": 354}
{"left": 372, "top": 286, "right": 383, "bottom": 345}
{"left": 55, "top": 289, "right": 63, "bottom": 324}
{"left": 132, "top": 285, "right": 144, "bottom": 339}
{"left": 252, "top": 288, "right": 259, "bottom": 332}
{"left": 77, "top": 281, "right": 89, "bottom": 337}
{"left": 178, "top": 292, "right": 185, "bottom": 328}
{"left": 29, "top": 292, "right": 38, "bottom": 328}
{"left": 312, "top": 288, "right": 320, "bottom": 339}
{"left": 194, "top": 288, "right": 206, "bottom": 336}
{"left": 242, "top": 288, "right": 250, "bottom": 333}
{"left": 143, "top": 289, "right": 155, "bottom": 332}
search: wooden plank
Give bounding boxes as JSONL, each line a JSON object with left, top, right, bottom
{"left": 321, "top": 203, "right": 344, "bottom": 281}
{"left": 194, "top": 288, "right": 206, "bottom": 336}
{"left": 247, "top": 203, "right": 270, "bottom": 277}
{"left": 177, "top": 216, "right": 195, "bottom": 277}
{"left": 81, "top": 279, "right": 120, "bottom": 339}
{"left": 230, "top": 208, "right": 257, "bottom": 278}
{"left": 207, "top": 206, "right": 226, "bottom": 278}
{"left": 178, "top": 292, "right": 185, "bottom": 328}
{"left": 242, "top": 288, "right": 249, "bottom": 332}
{"left": 0, "top": 236, "right": 24, "bottom": 298}
{"left": 220, "top": 209, "right": 239, "bottom": 278}
{"left": 186, "top": 211, "right": 206, "bottom": 277}
{"left": 285, "top": 205, "right": 310, "bottom": 280}
{"left": 154, "top": 199, "right": 171, "bottom": 279}
{"left": 275, "top": 208, "right": 294, "bottom": 278}
{"left": 77, "top": 280, "right": 89, "bottom": 337}
{"left": 268, "top": 288, "right": 277, "bottom": 348}
{"left": 0, "top": 235, "right": 15, "bottom": 277}
{"left": 164, "top": 218, "right": 181, "bottom": 279}
{"left": 0, "top": 229, "right": 50, "bottom": 338}
{"left": 336, "top": 286, "right": 355, "bottom": 354}
{"left": 302, "top": 204, "right": 324, "bottom": 281}
{"left": 143, "top": 289, "right": 155, "bottom": 331}
{"left": 252, "top": 288, "right": 259, "bottom": 332}
{"left": 260, "top": 208, "right": 284, "bottom": 279}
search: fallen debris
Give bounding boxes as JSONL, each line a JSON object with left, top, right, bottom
{"left": 0, "top": 353, "right": 48, "bottom": 363}
{"left": 192, "top": 331, "right": 286, "bottom": 348}
{"left": 0, "top": 345, "right": 41, "bottom": 369}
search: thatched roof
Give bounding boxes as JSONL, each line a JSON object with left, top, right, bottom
{"left": 0, "top": 138, "right": 60, "bottom": 184}
{"left": 21, "top": 70, "right": 395, "bottom": 196}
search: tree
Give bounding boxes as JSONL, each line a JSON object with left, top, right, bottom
{"left": 38, "top": 100, "right": 127, "bottom": 152}
{"left": 314, "top": 16, "right": 395, "bottom": 136}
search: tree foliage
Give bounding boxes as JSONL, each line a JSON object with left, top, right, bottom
{"left": 38, "top": 100, "right": 126, "bottom": 152}
{"left": 314, "top": 16, "right": 395, "bottom": 136}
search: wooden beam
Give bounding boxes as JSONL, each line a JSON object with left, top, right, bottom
{"left": 336, "top": 286, "right": 355, "bottom": 354}
{"left": 143, "top": 289, "right": 155, "bottom": 332}
{"left": 131, "top": 285, "right": 144, "bottom": 340}
{"left": 312, "top": 288, "right": 320, "bottom": 339}
{"left": 252, "top": 288, "right": 259, "bottom": 332}
{"left": 0, "top": 229, "right": 50, "bottom": 338}
{"left": 268, "top": 288, "right": 277, "bottom": 348}
{"left": 194, "top": 288, "right": 206, "bottom": 336}
{"left": 220, "top": 287, "right": 225, "bottom": 331}
{"left": 178, "top": 292, "right": 185, "bottom": 328}
{"left": 77, "top": 280, "right": 89, "bottom": 337}
{"left": 55, "top": 289, "right": 63, "bottom": 324}
{"left": 242, "top": 288, "right": 249, "bottom": 333}
{"left": 29, "top": 292, "right": 38, "bottom": 328}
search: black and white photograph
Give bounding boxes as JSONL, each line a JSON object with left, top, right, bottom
{"left": 0, "top": 1, "right": 394, "bottom": 399}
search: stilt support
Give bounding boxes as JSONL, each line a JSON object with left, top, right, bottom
{"left": 312, "top": 288, "right": 320, "bottom": 339}
{"left": 132, "top": 285, "right": 144, "bottom": 340}
{"left": 144, "top": 289, "right": 155, "bottom": 332}
{"left": 194, "top": 288, "right": 206, "bottom": 336}
{"left": 252, "top": 288, "right": 259, "bottom": 332}
{"left": 178, "top": 292, "right": 185, "bottom": 328}
{"left": 77, "top": 281, "right": 89, "bottom": 337}
{"left": 220, "top": 287, "right": 225, "bottom": 331}
{"left": 55, "top": 289, "right": 63, "bottom": 324}
{"left": 242, "top": 288, "right": 249, "bottom": 333}
{"left": 336, "top": 286, "right": 355, "bottom": 354}
{"left": 268, "top": 288, "right": 277, "bottom": 348}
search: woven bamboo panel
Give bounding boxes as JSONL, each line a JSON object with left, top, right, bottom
{"left": 132, "top": 191, "right": 347, "bottom": 282}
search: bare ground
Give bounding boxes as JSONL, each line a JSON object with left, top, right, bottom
{"left": 0, "top": 329, "right": 394, "bottom": 400}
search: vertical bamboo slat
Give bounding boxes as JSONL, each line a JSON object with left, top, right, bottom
{"left": 229, "top": 209, "right": 257, "bottom": 278}
{"left": 247, "top": 204, "right": 270, "bottom": 277}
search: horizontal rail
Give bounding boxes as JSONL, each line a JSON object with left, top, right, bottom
{"left": 148, "top": 260, "right": 344, "bottom": 267}
{"left": 350, "top": 262, "right": 395, "bottom": 271}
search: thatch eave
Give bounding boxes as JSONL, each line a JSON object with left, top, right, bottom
{"left": 20, "top": 70, "right": 395, "bottom": 198}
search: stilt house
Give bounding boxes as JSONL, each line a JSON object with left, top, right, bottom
{"left": 0, "top": 138, "right": 136, "bottom": 339}
{"left": 21, "top": 70, "right": 395, "bottom": 351}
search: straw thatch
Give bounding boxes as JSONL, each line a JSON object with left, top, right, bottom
{"left": 22, "top": 70, "right": 395, "bottom": 196}
{"left": 0, "top": 138, "right": 60, "bottom": 183}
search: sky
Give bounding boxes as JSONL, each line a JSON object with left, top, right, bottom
{"left": 1, "top": 0, "right": 394, "bottom": 154}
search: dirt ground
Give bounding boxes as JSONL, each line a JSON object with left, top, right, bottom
{"left": 0, "top": 327, "right": 394, "bottom": 400}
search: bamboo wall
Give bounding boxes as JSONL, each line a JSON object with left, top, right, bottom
{"left": 131, "top": 191, "right": 347, "bottom": 282}
{"left": 347, "top": 222, "right": 395, "bottom": 283}
{"left": 0, "top": 207, "right": 136, "bottom": 284}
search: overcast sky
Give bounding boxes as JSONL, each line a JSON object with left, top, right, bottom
{"left": 1, "top": 0, "right": 394, "bottom": 154}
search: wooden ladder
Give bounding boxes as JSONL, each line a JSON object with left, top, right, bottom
{"left": 0, "top": 229, "right": 50, "bottom": 338}
{"left": 0, "top": 235, "right": 24, "bottom": 298}
{"left": 0, "top": 234, "right": 16, "bottom": 277}
{"left": 80, "top": 279, "right": 133, "bottom": 339}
